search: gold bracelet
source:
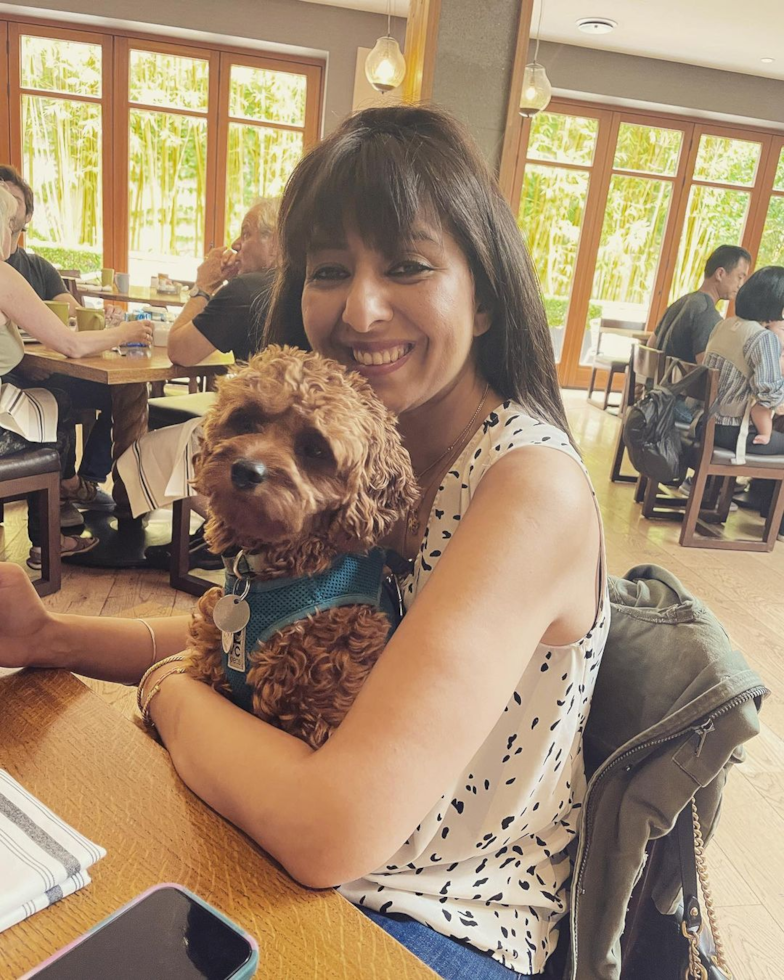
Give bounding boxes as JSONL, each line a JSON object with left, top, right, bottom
{"left": 140, "top": 666, "right": 188, "bottom": 729}
{"left": 125, "top": 618, "right": 158, "bottom": 686}
{"left": 136, "top": 654, "right": 186, "bottom": 715}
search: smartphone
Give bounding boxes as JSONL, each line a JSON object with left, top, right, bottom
{"left": 21, "top": 884, "right": 259, "bottom": 980}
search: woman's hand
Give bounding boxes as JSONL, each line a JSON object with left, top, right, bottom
{"left": 117, "top": 319, "right": 154, "bottom": 347}
{"left": 0, "top": 562, "right": 55, "bottom": 669}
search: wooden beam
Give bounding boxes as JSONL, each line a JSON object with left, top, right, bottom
{"left": 402, "top": 0, "right": 441, "bottom": 103}
{"left": 498, "top": 0, "right": 535, "bottom": 200}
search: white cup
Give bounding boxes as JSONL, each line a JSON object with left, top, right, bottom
{"left": 153, "top": 323, "right": 171, "bottom": 347}
{"left": 115, "top": 272, "right": 130, "bottom": 293}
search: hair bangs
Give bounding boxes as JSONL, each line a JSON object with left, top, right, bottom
{"left": 285, "top": 132, "right": 444, "bottom": 269}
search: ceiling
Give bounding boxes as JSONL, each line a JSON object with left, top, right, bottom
{"left": 303, "top": 0, "right": 784, "bottom": 81}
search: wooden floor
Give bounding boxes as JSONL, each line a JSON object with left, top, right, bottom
{"left": 1, "top": 389, "right": 781, "bottom": 979}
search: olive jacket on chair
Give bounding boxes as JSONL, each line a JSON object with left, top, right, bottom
{"left": 567, "top": 564, "right": 768, "bottom": 980}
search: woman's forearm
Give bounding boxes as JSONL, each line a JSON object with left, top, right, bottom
{"left": 37, "top": 614, "right": 192, "bottom": 683}
{"left": 149, "top": 673, "right": 324, "bottom": 884}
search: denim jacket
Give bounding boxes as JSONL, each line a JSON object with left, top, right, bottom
{"left": 568, "top": 564, "right": 768, "bottom": 980}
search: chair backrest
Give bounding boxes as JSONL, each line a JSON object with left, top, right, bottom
{"left": 632, "top": 345, "right": 666, "bottom": 387}
{"left": 58, "top": 269, "right": 81, "bottom": 279}
{"left": 600, "top": 318, "right": 647, "bottom": 332}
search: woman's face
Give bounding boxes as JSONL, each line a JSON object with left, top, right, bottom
{"left": 301, "top": 225, "right": 489, "bottom": 416}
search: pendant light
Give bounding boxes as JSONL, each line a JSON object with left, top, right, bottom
{"left": 519, "top": 0, "right": 552, "bottom": 117}
{"left": 365, "top": 0, "right": 407, "bottom": 93}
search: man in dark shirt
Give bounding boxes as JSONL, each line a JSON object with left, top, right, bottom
{"left": 653, "top": 244, "right": 752, "bottom": 363}
{"left": 0, "top": 165, "right": 114, "bottom": 515}
{"left": 168, "top": 199, "right": 278, "bottom": 366}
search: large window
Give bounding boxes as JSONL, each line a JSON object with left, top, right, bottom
{"left": 518, "top": 112, "right": 599, "bottom": 362}
{"left": 513, "top": 100, "right": 784, "bottom": 386}
{"left": 2, "top": 17, "right": 323, "bottom": 284}
{"left": 17, "top": 33, "right": 105, "bottom": 273}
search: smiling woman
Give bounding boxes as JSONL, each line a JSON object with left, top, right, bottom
{"left": 0, "top": 105, "right": 605, "bottom": 980}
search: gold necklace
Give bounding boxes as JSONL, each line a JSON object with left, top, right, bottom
{"left": 406, "top": 382, "right": 490, "bottom": 538}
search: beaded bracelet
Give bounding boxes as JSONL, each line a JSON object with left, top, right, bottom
{"left": 140, "top": 666, "right": 188, "bottom": 729}
{"left": 136, "top": 654, "right": 187, "bottom": 716}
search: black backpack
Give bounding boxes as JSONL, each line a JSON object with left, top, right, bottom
{"left": 622, "top": 365, "right": 709, "bottom": 485}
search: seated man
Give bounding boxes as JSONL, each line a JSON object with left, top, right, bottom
{"left": 654, "top": 244, "right": 751, "bottom": 364}
{"left": 0, "top": 165, "right": 114, "bottom": 518}
{"left": 145, "top": 200, "right": 278, "bottom": 571}
{"left": 167, "top": 198, "right": 279, "bottom": 366}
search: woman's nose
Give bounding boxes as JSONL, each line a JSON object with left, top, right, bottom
{"left": 342, "top": 274, "right": 393, "bottom": 333}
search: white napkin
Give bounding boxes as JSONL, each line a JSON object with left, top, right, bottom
{"left": 0, "top": 383, "right": 58, "bottom": 443}
{"left": 116, "top": 416, "right": 204, "bottom": 518}
{"left": 0, "top": 770, "right": 106, "bottom": 933}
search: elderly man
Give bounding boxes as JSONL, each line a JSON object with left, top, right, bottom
{"left": 168, "top": 199, "right": 279, "bottom": 366}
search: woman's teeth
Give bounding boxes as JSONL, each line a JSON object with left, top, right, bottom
{"left": 352, "top": 345, "right": 410, "bottom": 366}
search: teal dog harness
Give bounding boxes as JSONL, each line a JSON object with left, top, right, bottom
{"left": 219, "top": 548, "right": 400, "bottom": 713}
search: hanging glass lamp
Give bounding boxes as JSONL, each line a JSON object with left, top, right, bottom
{"left": 518, "top": 62, "right": 552, "bottom": 117}
{"left": 365, "top": 35, "right": 406, "bottom": 93}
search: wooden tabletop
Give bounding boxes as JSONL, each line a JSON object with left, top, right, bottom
{"left": 0, "top": 670, "right": 436, "bottom": 980}
{"left": 75, "top": 283, "right": 190, "bottom": 308}
{"left": 21, "top": 346, "right": 233, "bottom": 384}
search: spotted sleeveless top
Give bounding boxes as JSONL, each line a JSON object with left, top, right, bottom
{"left": 338, "top": 401, "right": 609, "bottom": 976}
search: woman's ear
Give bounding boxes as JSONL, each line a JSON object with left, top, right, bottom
{"left": 473, "top": 304, "right": 491, "bottom": 338}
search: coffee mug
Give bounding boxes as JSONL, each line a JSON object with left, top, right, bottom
{"left": 101, "top": 268, "right": 115, "bottom": 288}
{"left": 115, "top": 272, "right": 130, "bottom": 293}
{"left": 76, "top": 307, "right": 106, "bottom": 332}
{"left": 44, "top": 300, "right": 70, "bottom": 325}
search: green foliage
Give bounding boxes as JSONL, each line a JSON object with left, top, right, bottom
{"left": 31, "top": 243, "right": 102, "bottom": 273}
{"left": 544, "top": 297, "right": 601, "bottom": 329}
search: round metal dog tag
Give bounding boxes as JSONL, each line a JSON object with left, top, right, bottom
{"left": 213, "top": 595, "right": 251, "bottom": 634}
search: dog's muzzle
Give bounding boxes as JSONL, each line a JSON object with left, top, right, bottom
{"left": 231, "top": 458, "right": 268, "bottom": 490}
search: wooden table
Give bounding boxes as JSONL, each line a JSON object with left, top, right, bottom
{"left": 0, "top": 670, "right": 435, "bottom": 980}
{"left": 71, "top": 282, "right": 190, "bottom": 308}
{"left": 21, "top": 346, "right": 232, "bottom": 567}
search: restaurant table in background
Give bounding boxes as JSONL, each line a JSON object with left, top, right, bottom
{"left": 0, "top": 669, "right": 436, "bottom": 980}
{"left": 20, "top": 345, "right": 232, "bottom": 568}
{"left": 65, "top": 280, "right": 191, "bottom": 308}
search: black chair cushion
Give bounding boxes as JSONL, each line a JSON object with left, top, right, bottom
{"left": 0, "top": 447, "right": 61, "bottom": 482}
{"left": 148, "top": 393, "right": 216, "bottom": 430}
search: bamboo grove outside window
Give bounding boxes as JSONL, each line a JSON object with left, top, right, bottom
{"left": 514, "top": 101, "right": 784, "bottom": 387}
{"left": 2, "top": 17, "right": 323, "bottom": 285}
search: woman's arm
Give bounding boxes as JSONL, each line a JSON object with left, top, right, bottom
{"left": 0, "top": 263, "right": 151, "bottom": 356}
{"left": 145, "top": 447, "right": 601, "bottom": 889}
{"left": 0, "top": 562, "right": 190, "bottom": 683}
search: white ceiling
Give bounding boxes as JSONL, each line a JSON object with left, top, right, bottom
{"left": 304, "top": 0, "right": 784, "bottom": 81}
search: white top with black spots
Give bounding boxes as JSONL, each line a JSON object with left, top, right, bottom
{"left": 338, "top": 401, "right": 609, "bottom": 976}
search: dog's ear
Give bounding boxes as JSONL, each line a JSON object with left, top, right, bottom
{"left": 337, "top": 398, "right": 420, "bottom": 548}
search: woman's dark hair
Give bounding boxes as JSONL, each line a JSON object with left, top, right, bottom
{"left": 262, "top": 104, "right": 572, "bottom": 443}
{"left": 735, "top": 265, "right": 784, "bottom": 322}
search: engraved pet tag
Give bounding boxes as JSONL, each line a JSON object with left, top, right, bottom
{"left": 213, "top": 594, "right": 251, "bottom": 635}
{"left": 226, "top": 627, "right": 247, "bottom": 672}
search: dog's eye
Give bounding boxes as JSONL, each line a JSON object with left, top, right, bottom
{"left": 296, "top": 430, "right": 333, "bottom": 463}
{"left": 227, "top": 410, "right": 263, "bottom": 435}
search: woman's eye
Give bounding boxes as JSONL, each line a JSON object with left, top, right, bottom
{"left": 308, "top": 265, "right": 348, "bottom": 282}
{"left": 390, "top": 261, "right": 432, "bottom": 277}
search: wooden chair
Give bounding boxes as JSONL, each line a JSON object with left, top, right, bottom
{"left": 678, "top": 367, "right": 784, "bottom": 551}
{"left": 610, "top": 345, "right": 666, "bottom": 483}
{"left": 0, "top": 448, "right": 61, "bottom": 595}
{"left": 587, "top": 318, "right": 649, "bottom": 411}
{"left": 58, "top": 269, "right": 84, "bottom": 305}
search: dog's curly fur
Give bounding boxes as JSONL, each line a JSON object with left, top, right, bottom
{"left": 183, "top": 345, "right": 419, "bottom": 748}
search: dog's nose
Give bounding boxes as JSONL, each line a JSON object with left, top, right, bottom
{"left": 231, "top": 458, "right": 268, "bottom": 490}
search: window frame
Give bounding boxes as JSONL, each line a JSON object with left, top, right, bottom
{"left": 511, "top": 97, "right": 784, "bottom": 387}
{"left": 1, "top": 12, "right": 324, "bottom": 279}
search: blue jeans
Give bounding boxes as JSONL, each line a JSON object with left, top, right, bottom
{"left": 355, "top": 905, "right": 540, "bottom": 979}
{"left": 44, "top": 374, "right": 113, "bottom": 482}
{"left": 673, "top": 397, "right": 696, "bottom": 425}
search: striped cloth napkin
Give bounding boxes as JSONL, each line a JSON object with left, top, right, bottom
{"left": 0, "top": 770, "right": 106, "bottom": 934}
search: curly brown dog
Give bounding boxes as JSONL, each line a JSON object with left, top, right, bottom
{"left": 184, "top": 345, "right": 418, "bottom": 749}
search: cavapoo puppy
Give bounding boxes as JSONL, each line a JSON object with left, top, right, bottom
{"left": 184, "top": 345, "right": 418, "bottom": 748}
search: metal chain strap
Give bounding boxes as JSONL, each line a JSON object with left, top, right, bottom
{"left": 690, "top": 798, "right": 732, "bottom": 980}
